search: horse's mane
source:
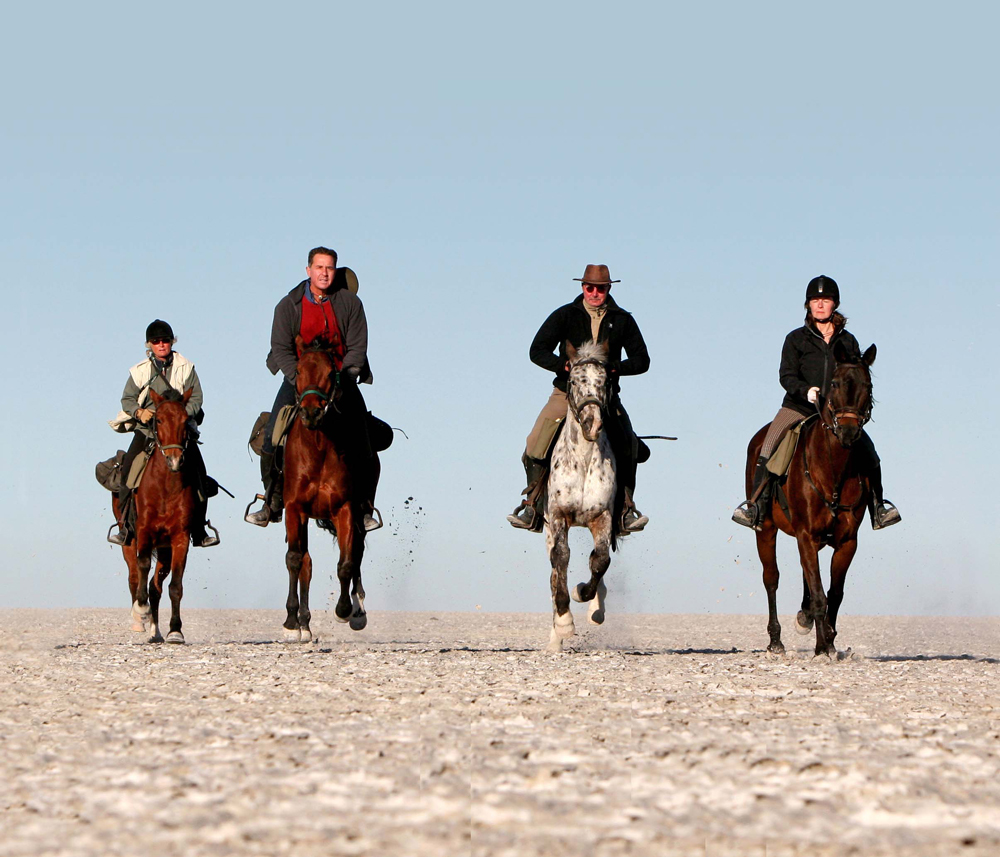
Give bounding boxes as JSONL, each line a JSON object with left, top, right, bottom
{"left": 573, "top": 341, "right": 607, "bottom": 365}
{"left": 157, "top": 389, "right": 185, "bottom": 404}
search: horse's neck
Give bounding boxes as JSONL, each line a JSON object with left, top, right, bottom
{"left": 561, "top": 411, "right": 606, "bottom": 461}
{"left": 803, "top": 421, "right": 852, "bottom": 487}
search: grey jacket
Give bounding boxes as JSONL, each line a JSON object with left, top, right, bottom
{"left": 120, "top": 353, "right": 203, "bottom": 437}
{"left": 265, "top": 280, "right": 372, "bottom": 383}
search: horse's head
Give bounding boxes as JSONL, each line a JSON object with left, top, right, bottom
{"left": 149, "top": 387, "right": 192, "bottom": 472}
{"left": 565, "top": 340, "right": 610, "bottom": 442}
{"left": 824, "top": 341, "right": 876, "bottom": 447}
{"left": 295, "top": 335, "right": 340, "bottom": 430}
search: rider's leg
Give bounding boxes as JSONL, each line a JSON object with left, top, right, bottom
{"left": 108, "top": 432, "right": 147, "bottom": 545}
{"left": 245, "top": 379, "right": 295, "bottom": 526}
{"left": 614, "top": 403, "right": 648, "bottom": 533}
{"left": 185, "top": 442, "right": 219, "bottom": 547}
{"left": 732, "top": 407, "right": 802, "bottom": 530}
{"left": 507, "top": 389, "right": 566, "bottom": 531}
{"left": 344, "top": 384, "right": 383, "bottom": 532}
{"left": 857, "top": 431, "right": 901, "bottom": 529}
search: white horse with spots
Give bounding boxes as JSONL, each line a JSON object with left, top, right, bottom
{"left": 545, "top": 340, "right": 617, "bottom": 652}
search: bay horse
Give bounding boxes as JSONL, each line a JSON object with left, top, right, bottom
{"left": 113, "top": 388, "right": 195, "bottom": 644}
{"left": 745, "top": 341, "right": 877, "bottom": 657}
{"left": 544, "top": 340, "right": 617, "bottom": 653}
{"left": 280, "top": 336, "right": 369, "bottom": 642}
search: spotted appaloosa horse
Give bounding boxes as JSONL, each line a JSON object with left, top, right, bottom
{"left": 544, "top": 340, "right": 617, "bottom": 652}
{"left": 113, "top": 388, "right": 196, "bottom": 644}
{"left": 279, "top": 337, "right": 369, "bottom": 642}
{"left": 745, "top": 341, "right": 877, "bottom": 657}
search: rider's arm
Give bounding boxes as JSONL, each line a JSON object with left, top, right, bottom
{"left": 529, "top": 307, "right": 568, "bottom": 375}
{"left": 616, "top": 317, "right": 650, "bottom": 376}
{"left": 779, "top": 332, "right": 811, "bottom": 400}
{"left": 184, "top": 368, "right": 205, "bottom": 417}
{"left": 338, "top": 295, "right": 368, "bottom": 380}
{"left": 269, "top": 299, "right": 300, "bottom": 383}
{"left": 121, "top": 373, "right": 143, "bottom": 418}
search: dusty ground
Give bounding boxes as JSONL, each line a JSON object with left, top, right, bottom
{"left": 1, "top": 608, "right": 998, "bottom": 856}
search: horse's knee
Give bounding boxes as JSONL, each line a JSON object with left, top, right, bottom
{"left": 337, "top": 559, "right": 354, "bottom": 584}
{"left": 286, "top": 550, "right": 304, "bottom": 574}
{"left": 548, "top": 542, "right": 569, "bottom": 569}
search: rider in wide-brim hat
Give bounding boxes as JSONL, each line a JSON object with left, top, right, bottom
{"left": 731, "top": 276, "right": 901, "bottom": 531}
{"left": 107, "top": 319, "right": 220, "bottom": 547}
{"left": 506, "top": 264, "right": 652, "bottom": 535}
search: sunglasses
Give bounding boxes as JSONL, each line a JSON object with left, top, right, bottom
{"left": 583, "top": 283, "right": 610, "bottom": 293}
{"left": 150, "top": 338, "right": 172, "bottom": 345}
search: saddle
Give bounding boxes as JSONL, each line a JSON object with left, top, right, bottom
{"left": 248, "top": 407, "right": 394, "bottom": 457}
{"left": 94, "top": 447, "right": 151, "bottom": 493}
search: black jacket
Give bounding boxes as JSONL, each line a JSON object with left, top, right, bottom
{"left": 530, "top": 294, "right": 650, "bottom": 394}
{"left": 779, "top": 321, "right": 861, "bottom": 416}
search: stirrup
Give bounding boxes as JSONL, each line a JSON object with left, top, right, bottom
{"left": 107, "top": 523, "right": 130, "bottom": 546}
{"left": 194, "top": 520, "right": 221, "bottom": 547}
{"left": 364, "top": 508, "right": 383, "bottom": 532}
{"left": 872, "top": 499, "right": 901, "bottom": 530}
{"left": 731, "top": 501, "right": 763, "bottom": 532}
{"left": 621, "top": 507, "right": 649, "bottom": 533}
{"left": 244, "top": 494, "right": 273, "bottom": 527}
{"left": 506, "top": 501, "right": 539, "bottom": 531}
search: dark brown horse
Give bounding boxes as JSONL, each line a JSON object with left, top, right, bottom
{"left": 745, "top": 341, "right": 877, "bottom": 657}
{"left": 113, "top": 388, "right": 196, "bottom": 644}
{"left": 280, "top": 337, "right": 370, "bottom": 642}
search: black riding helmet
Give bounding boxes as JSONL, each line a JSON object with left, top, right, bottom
{"left": 805, "top": 275, "right": 840, "bottom": 308}
{"left": 146, "top": 319, "right": 175, "bottom": 343}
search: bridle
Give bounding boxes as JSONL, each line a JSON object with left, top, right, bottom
{"left": 151, "top": 410, "right": 188, "bottom": 465}
{"left": 816, "top": 363, "right": 873, "bottom": 436}
{"left": 296, "top": 364, "right": 340, "bottom": 425}
{"left": 566, "top": 357, "right": 610, "bottom": 436}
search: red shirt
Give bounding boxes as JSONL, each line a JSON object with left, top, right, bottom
{"left": 299, "top": 292, "right": 345, "bottom": 369}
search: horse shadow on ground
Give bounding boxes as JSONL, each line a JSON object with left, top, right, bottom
{"left": 868, "top": 653, "right": 1000, "bottom": 664}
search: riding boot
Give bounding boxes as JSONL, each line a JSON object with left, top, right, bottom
{"left": 732, "top": 456, "right": 774, "bottom": 531}
{"left": 245, "top": 451, "right": 283, "bottom": 526}
{"left": 867, "top": 463, "right": 902, "bottom": 530}
{"left": 621, "top": 488, "right": 649, "bottom": 533}
{"left": 507, "top": 454, "right": 547, "bottom": 531}
{"left": 190, "top": 497, "right": 221, "bottom": 547}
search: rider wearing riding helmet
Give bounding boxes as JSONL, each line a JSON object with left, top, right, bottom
{"left": 506, "top": 263, "right": 651, "bottom": 535}
{"left": 108, "top": 319, "right": 219, "bottom": 547}
{"left": 731, "top": 275, "right": 901, "bottom": 532}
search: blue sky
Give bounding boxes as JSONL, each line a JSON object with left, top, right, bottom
{"left": 3, "top": 2, "right": 997, "bottom": 618}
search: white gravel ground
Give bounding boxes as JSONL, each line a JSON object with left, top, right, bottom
{"left": 1, "top": 608, "right": 998, "bottom": 856}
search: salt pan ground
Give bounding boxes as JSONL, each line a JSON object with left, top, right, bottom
{"left": 1, "top": 609, "right": 998, "bottom": 856}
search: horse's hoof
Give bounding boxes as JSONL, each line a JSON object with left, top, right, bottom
{"left": 165, "top": 631, "right": 185, "bottom": 645}
{"left": 814, "top": 647, "right": 837, "bottom": 660}
{"left": 299, "top": 628, "right": 312, "bottom": 643}
{"left": 767, "top": 641, "right": 786, "bottom": 655}
{"left": 148, "top": 633, "right": 163, "bottom": 644}
{"left": 349, "top": 613, "right": 367, "bottom": 631}
{"left": 131, "top": 602, "right": 148, "bottom": 632}
{"left": 282, "top": 627, "right": 301, "bottom": 642}
{"left": 571, "top": 584, "right": 586, "bottom": 603}
{"left": 587, "top": 581, "right": 607, "bottom": 625}
{"left": 553, "top": 612, "right": 575, "bottom": 640}
{"left": 795, "top": 611, "right": 814, "bottom": 635}
{"left": 546, "top": 630, "right": 565, "bottom": 653}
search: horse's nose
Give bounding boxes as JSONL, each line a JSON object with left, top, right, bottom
{"left": 838, "top": 425, "right": 862, "bottom": 446}
{"left": 167, "top": 454, "right": 184, "bottom": 472}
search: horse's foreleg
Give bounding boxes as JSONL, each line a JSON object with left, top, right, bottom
{"left": 135, "top": 539, "right": 161, "bottom": 643}
{"left": 546, "top": 517, "right": 573, "bottom": 651}
{"left": 573, "top": 514, "right": 612, "bottom": 625}
{"left": 283, "top": 506, "right": 307, "bottom": 641}
{"left": 332, "top": 505, "right": 358, "bottom": 627}
{"left": 796, "top": 569, "right": 815, "bottom": 636}
{"left": 165, "top": 541, "right": 187, "bottom": 644}
{"left": 756, "top": 527, "right": 784, "bottom": 654}
{"left": 297, "top": 548, "right": 313, "bottom": 642}
{"left": 827, "top": 536, "right": 859, "bottom": 639}
{"left": 795, "top": 534, "right": 834, "bottom": 656}
{"left": 122, "top": 543, "right": 145, "bottom": 633}
{"left": 349, "top": 514, "right": 367, "bottom": 631}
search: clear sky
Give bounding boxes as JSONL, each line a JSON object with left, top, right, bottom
{"left": 3, "top": 2, "right": 997, "bottom": 618}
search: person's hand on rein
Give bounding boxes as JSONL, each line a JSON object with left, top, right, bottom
{"left": 135, "top": 408, "right": 154, "bottom": 424}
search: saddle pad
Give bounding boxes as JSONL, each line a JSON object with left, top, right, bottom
{"left": 766, "top": 420, "right": 806, "bottom": 477}
{"left": 272, "top": 404, "right": 298, "bottom": 450}
{"left": 126, "top": 449, "right": 151, "bottom": 490}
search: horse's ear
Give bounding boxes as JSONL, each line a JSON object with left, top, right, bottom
{"left": 565, "top": 341, "right": 578, "bottom": 363}
{"left": 182, "top": 387, "right": 193, "bottom": 403}
{"left": 862, "top": 344, "right": 877, "bottom": 367}
{"left": 833, "top": 339, "right": 852, "bottom": 364}
{"left": 598, "top": 340, "right": 610, "bottom": 358}
{"left": 149, "top": 389, "right": 163, "bottom": 405}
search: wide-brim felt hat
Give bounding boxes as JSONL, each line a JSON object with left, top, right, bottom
{"left": 573, "top": 264, "right": 620, "bottom": 285}
{"left": 334, "top": 266, "right": 359, "bottom": 294}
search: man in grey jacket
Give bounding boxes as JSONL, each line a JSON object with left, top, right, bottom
{"left": 246, "top": 247, "right": 380, "bottom": 530}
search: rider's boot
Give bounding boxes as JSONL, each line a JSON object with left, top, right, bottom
{"left": 107, "top": 518, "right": 131, "bottom": 546}
{"left": 621, "top": 488, "right": 649, "bottom": 533}
{"left": 732, "top": 456, "right": 773, "bottom": 531}
{"left": 107, "top": 490, "right": 133, "bottom": 545}
{"left": 191, "top": 498, "right": 220, "bottom": 547}
{"left": 506, "top": 454, "right": 546, "bottom": 531}
{"left": 867, "top": 463, "right": 901, "bottom": 530}
{"left": 245, "top": 451, "right": 283, "bottom": 527}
